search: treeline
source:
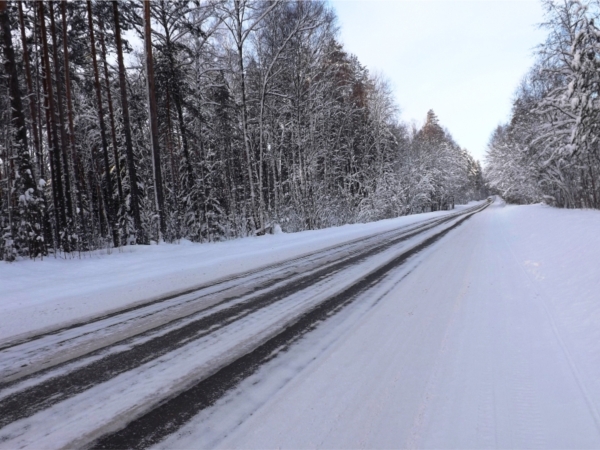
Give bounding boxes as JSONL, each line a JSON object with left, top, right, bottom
{"left": 486, "top": 0, "right": 600, "bottom": 208}
{"left": 0, "top": 0, "right": 484, "bottom": 261}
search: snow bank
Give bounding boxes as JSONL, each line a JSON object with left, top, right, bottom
{"left": 0, "top": 208, "right": 469, "bottom": 343}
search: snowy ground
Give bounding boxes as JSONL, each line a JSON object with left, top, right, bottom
{"left": 0, "top": 206, "right": 472, "bottom": 344}
{"left": 0, "top": 204, "right": 484, "bottom": 449}
{"left": 2, "top": 199, "right": 600, "bottom": 449}
{"left": 152, "top": 199, "right": 600, "bottom": 449}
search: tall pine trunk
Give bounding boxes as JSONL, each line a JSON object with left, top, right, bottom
{"left": 61, "top": 0, "right": 87, "bottom": 243}
{"left": 155, "top": 3, "right": 194, "bottom": 190}
{"left": 112, "top": 0, "right": 143, "bottom": 243}
{"left": 39, "top": 1, "right": 67, "bottom": 250}
{"left": 99, "top": 23, "right": 124, "bottom": 208}
{"left": 233, "top": 1, "right": 258, "bottom": 231}
{"left": 17, "top": 2, "right": 42, "bottom": 178}
{"left": 87, "top": 0, "right": 118, "bottom": 247}
{"left": 19, "top": 1, "right": 52, "bottom": 254}
{"left": 49, "top": 2, "right": 74, "bottom": 232}
{"left": 144, "top": 0, "right": 166, "bottom": 240}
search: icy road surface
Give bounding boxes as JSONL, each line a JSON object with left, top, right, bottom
{"left": 1, "top": 199, "right": 600, "bottom": 449}
{"left": 153, "top": 199, "right": 600, "bottom": 449}
{"left": 0, "top": 203, "right": 486, "bottom": 449}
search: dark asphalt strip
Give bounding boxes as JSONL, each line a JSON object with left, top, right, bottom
{"left": 0, "top": 206, "right": 479, "bottom": 428}
{"left": 0, "top": 209, "right": 455, "bottom": 354}
{"left": 0, "top": 211, "right": 442, "bottom": 354}
{"left": 91, "top": 207, "right": 485, "bottom": 450}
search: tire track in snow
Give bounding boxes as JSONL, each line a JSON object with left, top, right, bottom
{"left": 0, "top": 211, "right": 457, "bottom": 354}
{"left": 0, "top": 204, "right": 490, "bottom": 449}
{"left": 499, "top": 218, "right": 600, "bottom": 437}
{"left": 0, "top": 207, "right": 475, "bottom": 385}
{"left": 405, "top": 261, "right": 472, "bottom": 449}
{"left": 404, "top": 212, "right": 492, "bottom": 449}
{"left": 0, "top": 206, "right": 488, "bottom": 430}
{"left": 90, "top": 206, "right": 488, "bottom": 450}
{"left": 0, "top": 216, "right": 433, "bottom": 368}
{"left": 472, "top": 230, "right": 498, "bottom": 449}
{"left": 511, "top": 283, "right": 547, "bottom": 448}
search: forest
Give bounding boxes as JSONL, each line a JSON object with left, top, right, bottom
{"left": 0, "top": 0, "right": 485, "bottom": 261}
{"left": 486, "top": 0, "right": 600, "bottom": 209}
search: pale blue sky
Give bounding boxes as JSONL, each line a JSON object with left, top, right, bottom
{"left": 328, "top": 0, "right": 546, "bottom": 162}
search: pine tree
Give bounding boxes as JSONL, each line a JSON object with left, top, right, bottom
{"left": 0, "top": 0, "right": 45, "bottom": 259}
{"left": 144, "top": 0, "right": 166, "bottom": 240}
{"left": 87, "top": 0, "right": 118, "bottom": 247}
{"left": 112, "top": 0, "right": 143, "bottom": 243}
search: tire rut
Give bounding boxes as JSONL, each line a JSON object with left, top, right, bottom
{"left": 0, "top": 204, "right": 488, "bottom": 434}
{"left": 91, "top": 205, "right": 486, "bottom": 449}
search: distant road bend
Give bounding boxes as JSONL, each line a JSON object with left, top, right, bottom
{"left": 0, "top": 201, "right": 489, "bottom": 449}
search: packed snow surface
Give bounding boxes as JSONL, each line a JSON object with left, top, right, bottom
{"left": 0, "top": 206, "right": 479, "bottom": 449}
{"left": 2, "top": 200, "right": 600, "bottom": 449}
{"left": 0, "top": 207, "right": 472, "bottom": 343}
{"left": 151, "top": 200, "right": 600, "bottom": 449}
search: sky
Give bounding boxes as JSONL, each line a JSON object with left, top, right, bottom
{"left": 328, "top": 0, "right": 547, "bottom": 163}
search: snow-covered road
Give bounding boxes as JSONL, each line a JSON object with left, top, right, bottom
{"left": 2, "top": 199, "right": 600, "bottom": 449}
{"left": 152, "top": 199, "right": 600, "bottom": 449}
{"left": 0, "top": 202, "right": 487, "bottom": 449}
